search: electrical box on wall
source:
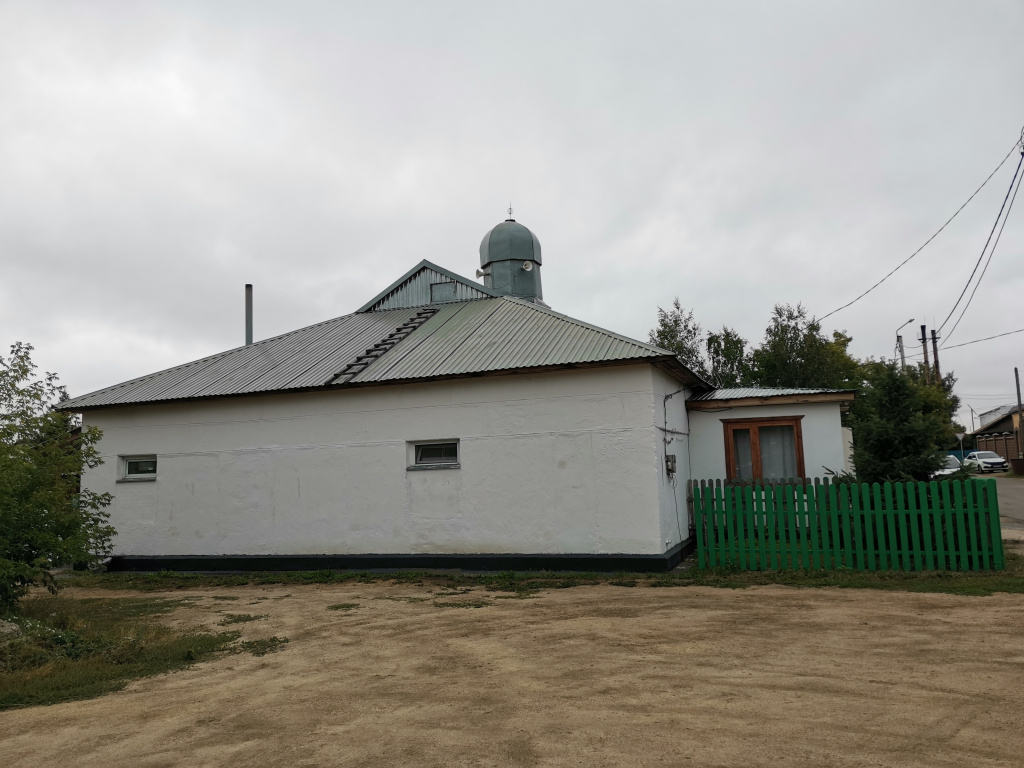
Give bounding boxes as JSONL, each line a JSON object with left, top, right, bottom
{"left": 665, "top": 454, "right": 677, "bottom": 474}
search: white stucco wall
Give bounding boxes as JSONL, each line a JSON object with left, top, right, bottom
{"left": 651, "top": 369, "right": 691, "bottom": 551}
{"left": 83, "top": 365, "right": 678, "bottom": 557}
{"left": 687, "top": 401, "right": 846, "bottom": 482}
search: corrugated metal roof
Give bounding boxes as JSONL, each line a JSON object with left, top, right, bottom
{"left": 59, "top": 296, "right": 699, "bottom": 410}
{"left": 358, "top": 260, "right": 497, "bottom": 312}
{"left": 689, "top": 387, "right": 853, "bottom": 401}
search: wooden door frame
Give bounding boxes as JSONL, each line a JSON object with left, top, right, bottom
{"left": 722, "top": 415, "right": 805, "bottom": 480}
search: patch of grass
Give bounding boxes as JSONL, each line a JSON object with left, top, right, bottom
{"left": 327, "top": 603, "right": 359, "bottom": 611}
{"left": 238, "top": 636, "right": 289, "bottom": 656}
{"left": 376, "top": 596, "right": 429, "bottom": 603}
{"left": 434, "top": 599, "right": 492, "bottom": 609}
{"left": 60, "top": 552, "right": 1024, "bottom": 598}
{"left": 0, "top": 596, "right": 237, "bottom": 710}
{"left": 655, "top": 551, "right": 1024, "bottom": 596}
{"left": 210, "top": 595, "right": 239, "bottom": 601}
{"left": 493, "top": 594, "right": 538, "bottom": 600}
{"left": 217, "top": 613, "right": 267, "bottom": 625}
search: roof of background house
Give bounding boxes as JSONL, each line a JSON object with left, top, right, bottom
{"left": 58, "top": 293, "right": 706, "bottom": 411}
{"left": 971, "top": 407, "right": 1021, "bottom": 435}
{"left": 976, "top": 403, "right": 1019, "bottom": 427}
{"left": 687, "top": 386, "right": 855, "bottom": 409}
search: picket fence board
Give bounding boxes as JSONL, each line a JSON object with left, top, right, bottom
{"left": 693, "top": 478, "right": 1002, "bottom": 572}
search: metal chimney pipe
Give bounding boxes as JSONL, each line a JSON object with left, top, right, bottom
{"left": 245, "top": 284, "right": 253, "bottom": 346}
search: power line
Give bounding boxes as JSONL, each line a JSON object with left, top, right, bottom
{"left": 937, "top": 147, "right": 1024, "bottom": 334}
{"left": 941, "top": 325, "right": 1024, "bottom": 351}
{"left": 905, "top": 325, "right": 1024, "bottom": 357}
{"left": 819, "top": 140, "right": 1022, "bottom": 322}
{"left": 941, "top": 156, "right": 1023, "bottom": 345}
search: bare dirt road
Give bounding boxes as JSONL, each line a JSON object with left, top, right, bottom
{"left": 2, "top": 581, "right": 1023, "bottom": 768}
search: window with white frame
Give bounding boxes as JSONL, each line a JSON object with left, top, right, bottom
{"left": 121, "top": 455, "right": 157, "bottom": 481}
{"left": 408, "top": 440, "right": 459, "bottom": 469}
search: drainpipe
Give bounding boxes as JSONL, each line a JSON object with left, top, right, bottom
{"left": 1016, "top": 367, "right": 1023, "bottom": 460}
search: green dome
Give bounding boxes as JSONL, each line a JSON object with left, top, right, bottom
{"left": 479, "top": 219, "right": 542, "bottom": 268}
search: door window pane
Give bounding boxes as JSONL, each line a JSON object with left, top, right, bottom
{"left": 759, "top": 425, "right": 797, "bottom": 480}
{"left": 732, "top": 429, "right": 753, "bottom": 480}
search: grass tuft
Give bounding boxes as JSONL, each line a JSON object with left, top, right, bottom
{"left": 217, "top": 613, "right": 267, "bottom": 625}
{"left": 0, "top": 596, "right": 237, "bottom": 710}
{"left": 59, "top": 551, "right": 1024, "bottom": 599}
{"left": 238, "top": 636, "right": 289, "bottom": 656}
{"left": 327, "top": 603, "right": 359, "bottom": 611}
{"left": 434, "top": 600, "right": 492, "bottom": 609}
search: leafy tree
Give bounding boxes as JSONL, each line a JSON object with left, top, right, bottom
{"left": 747, "top": 303, "right": 858, "bottom": 390}
{"left": 848, "top": 361, "right": 961, "bottom": 483}
{"left": 649, "top": 298, "right": 711, "bottom": 380}
{"left": 705, "top": 327, "right": 749, "bottom": 388}
{"left": 0, "top": 343, "right": 113, "bottom": 611}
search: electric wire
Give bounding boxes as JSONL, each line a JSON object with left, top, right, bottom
{"left": 937, "top": 148, "right": 1024, "bottom": 335}
{"left": 905, "top": 326, "right": 1024, "bottom": 359}
{"left": 819, "top": 140, "right": 1022, "bottom": 322}
{"left": 940, "top": 156, "right": 1024, "bottom": 345}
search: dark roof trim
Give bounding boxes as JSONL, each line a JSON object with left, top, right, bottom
{"left": 356, "top": 259, "right": 500, "bottom": 313}
{"left": 686, "top": 391, "right": 856, "bottom": 410}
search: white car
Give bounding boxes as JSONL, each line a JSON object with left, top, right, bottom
{"left": 932, "top": 455, "right": 962, "bottom": 478}
{"left": 962, "top": 451, "right": 1009, "bottom": 474}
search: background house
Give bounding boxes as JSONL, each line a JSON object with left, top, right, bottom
{"left": 60, "top": 219, "right": 853, "bottom": 571}
{"left": 970, "top": 404, "right": 1022, "bottom": 462}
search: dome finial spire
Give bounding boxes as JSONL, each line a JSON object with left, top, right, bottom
{"left": 507, "top": 202, "right": 514, "bottom": 221}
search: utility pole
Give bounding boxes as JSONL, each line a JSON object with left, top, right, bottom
{"left": 919, "top": 324, "right": 931, "bottom": 384}
{"left": 895, "top": 318, "right": 914, "bottom": 370}
{"left": 1016, "top": 367, "right": 1023, "bottom": 459}
{"left": 931, "top": 330, "right": 942, "bottom": 381}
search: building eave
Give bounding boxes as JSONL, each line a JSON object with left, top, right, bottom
{"left": 686, "top": 391, "right": 856, "bottom": 410}
{"left": 58, "top": 356, "right": 684, "bottom": 413}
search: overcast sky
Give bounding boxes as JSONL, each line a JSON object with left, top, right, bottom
{"left": 2, "top": 1, "right": 1022, "bottom": 428}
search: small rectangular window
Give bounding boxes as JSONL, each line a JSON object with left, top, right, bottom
{"left": 121, "top": 455, "right": 158, "bottom": 481}
{"left": 430, "top": 282, "right": 457, "bottom": 302}
{"left": 415, "top": 442, "right": 458, "bottom": 465}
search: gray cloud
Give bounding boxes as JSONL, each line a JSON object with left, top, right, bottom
{"left": 2, "top": 1, "right": 1022, "bottom": 426}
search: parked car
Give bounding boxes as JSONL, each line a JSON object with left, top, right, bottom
{"left": 932, "top": 455, "right": 962, "bottom": 478}
{"left": 962, "top": 451, "right": 1010, "bottom": 474}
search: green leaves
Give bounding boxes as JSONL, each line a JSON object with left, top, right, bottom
{"left": 0, "top": 343, "right": 114, "bottom": 611}
{"left": 649, "top": 298, "right": 711, "bottom": 380}
{"left": 648, "top": 298, "right": 749, "bottom": 386}
{"left": 849, "top": 361, "right": 960, "bottom": 483}
{"left": 747, "top": 304, "right": 859, "bottom": 390}
{"left": 648, "top": 300, "right": 857, "bottom": 389}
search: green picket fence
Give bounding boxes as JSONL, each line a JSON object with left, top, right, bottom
{"left": 692, "top": 478, "right": 1003, "bottom": 572}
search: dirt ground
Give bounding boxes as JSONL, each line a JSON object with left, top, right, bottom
{"left": 2, "top": 579, "right": 1024, "bottom": 768}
